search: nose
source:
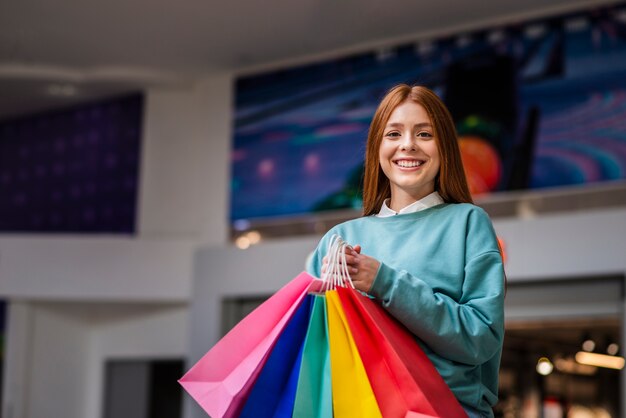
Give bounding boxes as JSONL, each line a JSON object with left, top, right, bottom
{"left": 400, "top": 135, "right": 416, "bottom": 152}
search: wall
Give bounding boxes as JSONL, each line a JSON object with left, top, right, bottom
{"left": 495, "top": 207, "right": 626, "bottom": 280}
{"left": 0, "top": 74, "right": 232, "bottom": 300}
{"left": 0, "top": 236, "right": 195, "bottom": 301}
{"left": 2, "top": 302, "right": 91, "bottom": 418}
{"left": 1, "top": 301, "right": 188, "bottom": 418}
{"left": 86, "top": 303, "right": 189, "bottom": 418}
{"left": 0, "top": 72, "right": 232, "bottom": 418}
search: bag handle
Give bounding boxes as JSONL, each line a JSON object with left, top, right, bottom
{"left": 322, "top": 234, "right": 355, "bottom": 291}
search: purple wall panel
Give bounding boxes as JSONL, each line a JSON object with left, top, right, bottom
{"left": 0, "top": 94, "right": 143, "bottom": 233}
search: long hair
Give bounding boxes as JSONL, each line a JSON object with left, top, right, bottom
{"left": 362, "top": 84, "right": 473, "bottom": 215}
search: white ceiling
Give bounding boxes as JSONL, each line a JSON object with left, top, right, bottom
{"left": 0, "top": 0, "right": 617, "bottom": 119}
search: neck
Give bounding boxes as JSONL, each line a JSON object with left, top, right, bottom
{"left": 389, "top": 188, "right": 434, "bottom": 212}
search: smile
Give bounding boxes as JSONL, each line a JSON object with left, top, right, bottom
{"left": 393, "top": 159, "right": 425, "bottom": 168}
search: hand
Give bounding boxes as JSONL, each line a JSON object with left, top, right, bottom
{"left": 348, "top": 245, "right": 380, "bottom": 293}
{"left": 322, "top": 245, "right": 380, "bottom": 293}
{"left": 321, "top": 246, "right": 360, "bottom": 276}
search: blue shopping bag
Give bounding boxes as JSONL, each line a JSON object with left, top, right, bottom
{"left": 239, "top": 294, "right": 313, "bottom": 417}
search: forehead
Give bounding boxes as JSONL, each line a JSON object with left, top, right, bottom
{"left": 387, "top": 100, "right": 431, "bottom": 124}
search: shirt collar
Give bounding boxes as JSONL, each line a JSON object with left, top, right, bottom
{"left": 376, "top": 191, "right": 444, "bottom": 217}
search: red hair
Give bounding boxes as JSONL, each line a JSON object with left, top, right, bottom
{"left": 362, "top": 84, "right": 473, "bottom": 215}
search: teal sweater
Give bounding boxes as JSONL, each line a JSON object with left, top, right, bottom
{"left": 306, "top": 203, "right": 505, "bottom": 417}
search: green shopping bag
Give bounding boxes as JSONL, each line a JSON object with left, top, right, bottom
{"left": 292, "top": 295, "right": 333, "bottom": 418}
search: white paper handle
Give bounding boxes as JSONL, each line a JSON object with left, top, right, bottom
{"left": 321, "top": 234, "right": 355, "bottom": 290}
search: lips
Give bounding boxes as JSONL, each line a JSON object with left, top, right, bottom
{"left": 393, "top": 159, "right": 425, "bottom": 168}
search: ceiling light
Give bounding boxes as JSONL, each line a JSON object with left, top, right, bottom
{"left": 575, "top": 351, "right": 625, "bottom": 370}
{"left": 554, "top": 357, "right": 597, "bottom": 375}
{"left": 235, "top": 236, "right": 251, "bottom": 250}
{"left": 375, "top": 48, "right": 395, "bottom": 62}
{"left": 564, "top": 17, "right": 589, "bottom": 32}
{"left": 416, "top": 40, "right": 434, "bottom": 56}
{"left": 456, "top": 35, "right": 472, "bottom": 48}
{"left": 607, "top": 343, "right": 620, "bottom": 356}
{"left": 524, "top": 24, "right": 546, "bottom": 39}
{"left": 487, "top": 30, "right": 505, "bottom": 44}
{"left": 581, "top": 335, "right": 596, "bottom": 352}
{"left": 536, "top": 357, "right": 554, "bottom": 375}
{"left": 246, "top": 230, "right": 261, "bottom": 245}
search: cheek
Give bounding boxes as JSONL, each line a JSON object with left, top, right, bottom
{"left": 378, "top": 148, "right": 393, "bottom": 177}
{"left": 426, "top": 144, "right": 441, "bottom": 173}
{"left": 432, "top": 152, "right": 441, "bottom": 170}
{"left": 426, "top": 143, "right": 440, "bottom": 162}
{"left": 378, "top": 142, "right": 392, "bottom": 162}
{"left": 432, "top": 159, "right": 442, "bottom": 175}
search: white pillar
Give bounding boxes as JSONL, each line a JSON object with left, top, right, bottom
{"left": 2, "top": 302, "right": 33, "bottom": 418}
{"left": 138, "top": 72, "right": 232, "bottom": 245}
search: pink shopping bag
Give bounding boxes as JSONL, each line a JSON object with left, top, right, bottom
{"left": 179, "top": 271, "right": 316, "bottom": 418}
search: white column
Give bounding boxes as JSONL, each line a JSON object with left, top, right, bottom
{"left": 1, "top": 302, "right": 33, "bottom": 418}
{"left": 138, "top": 72, "right": 232, "bottom": 245}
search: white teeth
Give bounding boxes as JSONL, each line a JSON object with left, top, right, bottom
{"left": 396, "top": 160, "right": 423, "bottom": 168}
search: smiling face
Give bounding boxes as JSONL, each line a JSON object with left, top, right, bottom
{"left": 362, "top": 85, "right": 472, "bottom": 215}
{"left": 378, "top": 100, "right": 441, "bottom": 210}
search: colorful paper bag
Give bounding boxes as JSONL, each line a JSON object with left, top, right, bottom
{"left": 239, "top": 295, "right": 313, "bottom": 417}
{"left": 292, "top": 295, "right": 333, "bottom": 418}
{"left": 179, "top": 272, "right": 315, "bottom": 418}
{"left": 326, "top": 289, "right": 382, "bottom": 418}
{"left": 336, "top": 286, "right": 467, "bottom": 418}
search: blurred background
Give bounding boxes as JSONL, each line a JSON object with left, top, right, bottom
{"left": 1, "top": 0, "right": 626, "bottom": 417}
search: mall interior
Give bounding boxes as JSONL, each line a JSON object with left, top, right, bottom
{"left": 1, "top": 1, "right": 626, "bottom": 418}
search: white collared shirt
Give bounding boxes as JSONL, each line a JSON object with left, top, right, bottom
{"left": 376, "top": 191, "right": 444, "bottom": 217}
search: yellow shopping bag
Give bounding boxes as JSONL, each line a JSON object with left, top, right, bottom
{"left": 326, "top": 289, "right": 382, "bottom": 418}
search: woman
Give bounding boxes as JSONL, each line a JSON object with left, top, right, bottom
{"left": 306, "top": 84, "right": 505, "bottom": 418}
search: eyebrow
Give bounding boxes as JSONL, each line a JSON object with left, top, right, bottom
{"left": 386, "top": 122, "right": 433, "bottom": 129}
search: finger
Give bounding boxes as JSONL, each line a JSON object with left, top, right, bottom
{"left": 352, "top": 245, "right": 362, "bottom": 254}
{"left": 327, "top": 262, "right": 358, "bottom": 274}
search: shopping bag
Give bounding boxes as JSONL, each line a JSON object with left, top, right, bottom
{"left": 239, "top": 294, "right": 313, "bottom": 417}
{"left": 292, "top": 295, "right": 333, "bottom": 418}
{"left": 179, "top": 271, "right": 315, "bottom": 418}
{"left": 326, "top": 289, "right": 382, "bottom": 418}
{"left": 336, "top": 286, "right": 467, "bottom": 418}
{"left": 273, "top": 348, "right": 305, "bottom": 417}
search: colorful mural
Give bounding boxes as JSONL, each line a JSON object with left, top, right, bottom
{"left": 232, "top": 5, "right": 626, "bottom": 222}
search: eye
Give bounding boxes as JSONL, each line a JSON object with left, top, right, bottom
{"left": 416, "top": 131, "right": 433, "bottom": 139}
{"left": 385, "top": 131, "right": 401, "bottom": 138}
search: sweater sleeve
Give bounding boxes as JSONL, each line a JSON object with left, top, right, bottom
{"left": 305, "top": 243, "right": 323, "bottom": 278}
{"left": 306, "top": 229, "right": 336, "bottom": 278}
{"left": 369, "top": 213, "right": 505, "bottom": 365}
